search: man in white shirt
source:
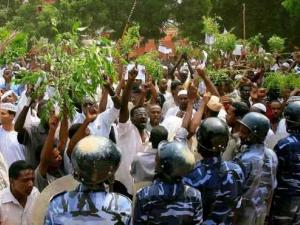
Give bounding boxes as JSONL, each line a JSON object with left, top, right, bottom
{"left": 0, "top": 103, "right": 25, "bottom": 167}
{"left": 0, "top": 160, "right": 39, "bottom": 225}
{"left": 115, "top": 67, "right": 150, "bottom": 195}
{"left": 162, "top": 80, "right": 183, "bottom": 116}
{"left": 131, "top": 125, "right": 168, "bottom": 183}
{"left": 165, "top": 90, "right": 195, "bottom": 119}
{"left": 72, "top": 84, "right": 120, "bottom": 138}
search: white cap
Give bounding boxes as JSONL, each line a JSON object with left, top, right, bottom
{"left": 1, "top": 90, "right": 17, "bottom": 102}
{"left": 177, "top": 90, "right": 187, "bottom": 96}
{"left": 252, "top": 103, "right": 266, "bottom": 113}
{"left": 0, "top": 103, "right": 17, "bottom": 112}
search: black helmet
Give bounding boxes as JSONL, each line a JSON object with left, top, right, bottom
{"left": 71, "top": 136, "right": 121, "bottom": 189}
{"left": 239, "top": 112, "right": 270, "bottom": 143}
{"left": 284, "top": 101, "right": 300, "bottom": 133}
{"left": 197, "top": 117, "right": 229, "bottom": 152}
{"left": 156, "top": 141, "right": 195, "bottom": 182}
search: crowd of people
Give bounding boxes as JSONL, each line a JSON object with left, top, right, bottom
{"left": 0, "top": 49, "right": 299, "bottom": 225}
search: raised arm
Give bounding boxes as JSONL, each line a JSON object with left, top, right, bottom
{"left": 189, "top": 92, "right": 211, "bottom": 136}
{"left": 196, "top": 68, "right": 220, "bottom": 97}
{"left": 66, "top": 109, "right": 97, "bottom": 158}
{"left": 99, "top": 86, "right": 108, "bottom": 114}
{"left": 182, "top": 53, "right": 195, "bottom": 79}
{"left": 119, "top": 66, "right": 138, "bottom": 123}
{"left": 104, "top": 81, "right": 121, "bottom": 109}
{"left": 39, "top": 115, "right": 59, "bottom": 177}
{"left": 57, "top": 110, "right": 69, "bottom": 153}
{"left": 14, "top": 104, "right": 31, "bottom": 132}
{"left": 168, "top": 55, "right": 183, "bottom": 80}
{"left": 148, "top": 78, "right": 158, "bottom": 105}
{"left": 182, "top": 84, "right": 197, "bottom": 130}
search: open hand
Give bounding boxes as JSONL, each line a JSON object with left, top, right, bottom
{"left": 128, "top": 64, "right": 139, "bottom": 81}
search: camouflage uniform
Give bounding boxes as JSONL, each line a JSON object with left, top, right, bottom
{"left": 183, "top": 156, "right": 244, "bottom": 225}
{"left": 271, "top": 134, "right": 300, "bottom": 225}
{"left": 44, "top": 184, "right": 132, "bottom": 225}
{"left": 234, "top": 144, "right": 278, "bottom": 225}
{"left": 133, "top": 179, "right": 203, "bottom": 225}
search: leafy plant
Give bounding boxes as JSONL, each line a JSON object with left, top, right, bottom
{"left": 214, "top": 32, "right": 237, "bottom": 53}
{"left": 248, "top": 33, "right": 264, "bottom": 50}
{"left": 0, "top": 27, "right": 28, "bottom": 65}
{"left": 136, "top": 51, "right": 163, "bottom": 81}
{"left": 119, "top": 23, "right": 140, "bottom": 57}
{"left": 207, "top": 69, "right": 230, "bottom": 85}
{"left": 263, "top": 72, "right": 300, "bottom": 94}
{"left": 267, "top": 35, "right": 285, "bottom": 53}
{"left": 14, "top": 31, "right": 117, "bottom": 117}
{"left": 202, "top": 16, "right": 220, "bottom": 35}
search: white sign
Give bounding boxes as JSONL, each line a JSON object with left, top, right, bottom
{"left": 233, "top": 44, "right": 243, "bottom": 56}
{"left": 125, "top": 64, "right": 146, "bottom": 82}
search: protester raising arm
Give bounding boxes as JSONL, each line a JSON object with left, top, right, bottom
{"left": 104, "top": 80, "right": 121, "bottom": 109}
{"left": 99, "top": 85, "right": 109, "bottom": 114}
{"left": 196, "top": 68, "right": 219, "bottom": 97}
{"left": 38, "top": 115, "right": 59, "bottom": 177}
{"left": 182, "top": 84, "right": 198, "bottom": 131}
{"left": 119, "top": 66, "right": 138, "bottom": 123}
{"left": 182, "top": 53, "right": 195, "bottom": 79}
{"left": 188, "top": 92, "right": 211, "bottom": 136}
{"left": 66, "top": 109, "right": 97, "bottom": 158}
{"left": 57, "top": 109, "right": 68, "bottom": 153}
{"left": 168, "top": 55, "right": 183, "bottom": 80}
{"left": 14, "top": 87, "right": 34, "bottom": 133}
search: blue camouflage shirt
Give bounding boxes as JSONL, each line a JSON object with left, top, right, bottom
{"left": 183, "top": 156, "right": 244, "bottom": 225}
{"left": 44, "top": 184, "right": 132, "bottom": 225}
{"left": 133, "top": 179, "right": 203, "bottom": 225}
{"left": 274, "top": 134, "right": 300, "bottom": 196}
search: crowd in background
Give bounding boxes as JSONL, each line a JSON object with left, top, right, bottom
{"left": 0, "top": 49, "right": 299, "bottom": 225}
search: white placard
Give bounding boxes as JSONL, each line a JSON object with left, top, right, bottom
{"left": 233, "top": 44, "right": 243, "bottom": 56}
{"left": 125, "top": 64, "right": 146, "bottom": 82}
{"left": 205, "top": 33, "right": 215, "bottom": 45}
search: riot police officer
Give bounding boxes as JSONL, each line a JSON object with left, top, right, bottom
{"left": 133, "top": 141, "right": 203, "bottom": 225}
{"left": 184, "top": 117, "right": 244, "bottom": 225}
{"left": 44, "top": 136, "right": 132, "bottom": 225}
{"left": 234, "top": 112, "right": 278, "bottom": 225}
{"left": 271, "top": 101, "right": 300, "bottom": 225}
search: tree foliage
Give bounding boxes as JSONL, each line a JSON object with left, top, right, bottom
{"left": 282, "top": 0, "right": 300, "bottom": 16}
{"left": 173, "top": 0, "right": 212, "bottom": 42}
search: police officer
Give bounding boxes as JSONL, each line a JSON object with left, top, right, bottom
{"left": 44, "top": 136, "right": 132, "bottom": 225}
{"left": 271, "top": 101, "right": 300, "bottom": 225}
{"left": 234, "top": 112, "right": 278, "bottom": 225}
{"left": 133, "top": 141, "right": 203, "bottom": 225}
{"left": 184, "top": 117, "right": 244, "bottom": 225}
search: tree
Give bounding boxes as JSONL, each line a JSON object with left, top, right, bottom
{"left": 173, "top": 0, "right": 212, "bottom": 42}
{"left": 0, "top": 0, "right": 22, "bottom": 26}
{"left": 211, "top": 0, "right": 300, "bottom": 49}
{"left": 282, "top": 0, "right": 300, "bottom": 16}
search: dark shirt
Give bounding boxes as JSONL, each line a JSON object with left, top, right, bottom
{"left": 133, "top": 179, "right": 203, "bottom": 225}
{"left": 274, "top": 134, "right": 300, "bottom": 196}
{"left": 184, "top": 156, "right": 244, "bottom": 225}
